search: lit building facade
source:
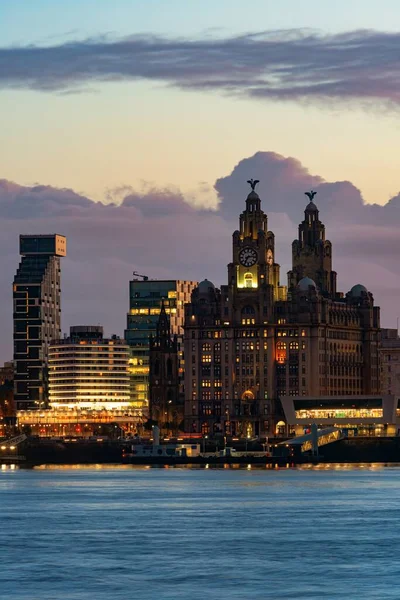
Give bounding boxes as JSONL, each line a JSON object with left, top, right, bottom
{"left": 124, "top": 278, "right": 197, "bottom": 409}
{"left": 19, "top": 326, "right": 137, "bottom": 437}
{"left": 184, "top": 184, "right": 380, "bottom": 438}
{"left": 48, "top": 326, "right": 130, "bottom": 407}
{"left": 380, "top": 328, "right": 400, "bottom": 396}
{"left": 13, "top": 234, "right": 66, "bottom": 410}
{"left": 280, "top": 395, "right": 398, "bottom": 437}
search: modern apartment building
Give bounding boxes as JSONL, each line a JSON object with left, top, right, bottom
{"left": 124, "top": 277, "right": 197, "bottom": 408}
{"left": 48, "top": 326, "right": 130, "bottom": 408}
{"left": 13, "top": 234, "right": 66, "bottom": 410}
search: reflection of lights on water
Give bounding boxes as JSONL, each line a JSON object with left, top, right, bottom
{"left": 1, "top": 464, "right": 17, "bottom": 471}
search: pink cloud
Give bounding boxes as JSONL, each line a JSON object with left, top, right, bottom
{"left": 1, "top": 151, "right": 400, "bottom": 363}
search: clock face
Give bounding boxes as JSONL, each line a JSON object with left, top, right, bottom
{"left": 239, "top": 247, "right": 258, "bottom": 267}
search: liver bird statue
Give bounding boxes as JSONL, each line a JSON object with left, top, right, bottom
{"left": 247, "top": 179, "right": 260, "bottom": 191}
{"left": 305, "top": 190, "right": 317, "bottom": 201}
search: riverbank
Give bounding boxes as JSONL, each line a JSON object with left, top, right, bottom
{"left": 4, "top": 436, "right": 400, "bottom": 466}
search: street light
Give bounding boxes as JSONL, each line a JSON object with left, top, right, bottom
{"left": 203, "top": 434, "right": 208, "bottom": 454}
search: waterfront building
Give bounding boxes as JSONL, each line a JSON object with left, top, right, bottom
{"left": 380, "top": 328, "right": 400, "bottom": 396}
{"left": 0, "top": 360, "right": 15, "bottom": 436}
{"left": 183, "top": 183, "right": 380, "bottom": 438}
{"left": 124, "top": 277, "right": 197, "bottom": 409}
{"left": 13, "top": 234, "right": 66, "bottom": 410}
{"left": 280, "top": 395, "right": 398, "bottom": 437}
{"left": 48, "top": 326, "right": 130, "bottom": 407}
{"left": 149, "top": 303, "right": 181, "bottom": 435}
{"left": 17, "top": 326, "right": 138, "bottom": 437}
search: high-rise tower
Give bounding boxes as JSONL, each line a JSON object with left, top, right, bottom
{"left": 13, "top": 234, "right": 66, "bottom": 410}
{"left": 124, "top": 277, "right": 197, "bottom": 409}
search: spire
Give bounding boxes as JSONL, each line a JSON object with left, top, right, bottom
{"left": 157, "top": 300, "right": 170, "bottom": 343}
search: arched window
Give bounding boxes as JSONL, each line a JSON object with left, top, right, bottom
{"left": 289, "top": 341, "right": 299, "bottom": 351}
{"left": 244, "top": 273, "right": 253, "bottom": 288}
{"left": 202, "top": 343, "right": 211, "bottom": 352}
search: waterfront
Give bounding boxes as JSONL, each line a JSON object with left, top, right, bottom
{"left": 1, "top": 466, "right": 400, "bottom": 599}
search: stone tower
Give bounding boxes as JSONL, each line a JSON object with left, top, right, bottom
{"left": 287, "top": 191, "right": 337, "bottom": 297}
{"left": 149, "top": 302, "right": 181, "bottom": 435}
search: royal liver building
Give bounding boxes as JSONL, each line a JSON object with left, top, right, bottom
{"left": 183, "top": 182, "right": 380, "bottom": 438}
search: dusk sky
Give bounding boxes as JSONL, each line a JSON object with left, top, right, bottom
{"left": 1, "top": 0, "right": 400, "bottom": 360}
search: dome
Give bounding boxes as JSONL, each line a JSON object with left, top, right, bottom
{"left": 247, "top": 190, "right": 260, "bottom": 201}
{"left": 349, "top": 283, "right": 368, "bottom": 297}
{"left": 297, "top": 277, "right": 317, "bottom": 291}
{"left": 306, "top": 201, "right": 318, "bottom": 212}
{"left": 198, "top": 279, "right": 215, "bottom": 294}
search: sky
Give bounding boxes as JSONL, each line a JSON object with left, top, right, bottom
{"left": 1, "top": 0, "right": 400, "bottom": 361}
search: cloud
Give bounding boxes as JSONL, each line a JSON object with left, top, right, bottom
{"left": 0, "top": 178, "right": 232, "bottom": 362}
{"left": 1, "top": 150, "right": 400, "bottom": 363}
{"left": 1, "top": 30, "right": 400, "bottom": 108}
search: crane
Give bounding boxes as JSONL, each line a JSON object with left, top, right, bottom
{"left": 132, "top": 271, "right": 149, "bottom": 281}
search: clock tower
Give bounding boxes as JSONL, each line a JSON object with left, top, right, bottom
{"left": 226, "top": 180, "right": 285, "bottom": 304}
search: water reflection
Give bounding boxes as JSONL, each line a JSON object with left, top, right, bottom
{"left": 2, "top": 465, "right": 400, "bottom": 599}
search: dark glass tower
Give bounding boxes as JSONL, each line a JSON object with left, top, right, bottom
{"left": 13, "top": 234, "right": 66, "bottom": 410}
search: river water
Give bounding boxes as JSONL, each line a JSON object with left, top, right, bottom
{"left": 1, "top": 464, "right": 400, "bottom": 599}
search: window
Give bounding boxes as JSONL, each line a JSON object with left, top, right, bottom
{"left": 276, "top": 342, "right": 287, "bottom": 364}
{"left": 202, "top": 354, "right": 212, "bottom": 363}
{"left": 244, "top": 273, "right": 253, "bottom": 288}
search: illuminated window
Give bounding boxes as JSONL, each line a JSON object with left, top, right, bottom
{"left": 276, "top": 341, "right": 287, "bottom": 364}
{"left": 202, "top": 354, "right": 212, "bottom": 363}
{"left": 244, "top": 273, "right": 253, "bottom": 288}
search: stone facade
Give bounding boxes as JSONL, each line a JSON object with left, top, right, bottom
{"left": 380, "top": 328, "right": 400, "bottom": 396}
{"left": 183, "top": 185, "right": 380, "bottom": 438}
{"left": 149, "top": 304, "right": 181, "bottom": 435}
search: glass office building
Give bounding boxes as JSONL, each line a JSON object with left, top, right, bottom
{"left": 124, "top": 278, "right": 197, "bottom": 409}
